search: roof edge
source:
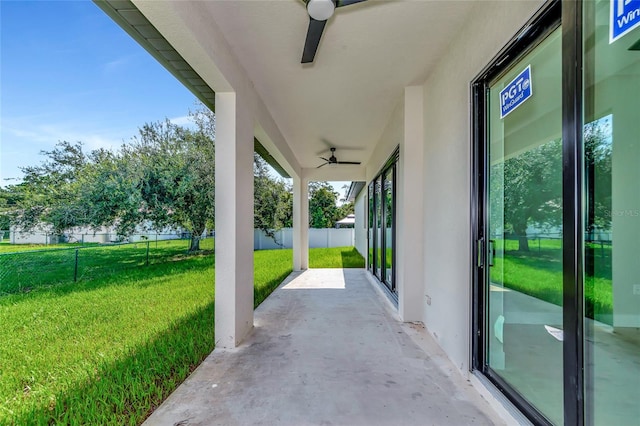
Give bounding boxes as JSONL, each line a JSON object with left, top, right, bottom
{"left": 346, "top": 181, "right": 366, "bottom": 202}
{"left": 94, "top": 0, "right": 290, "bottom": 178}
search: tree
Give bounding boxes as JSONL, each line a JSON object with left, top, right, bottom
{"left": 495, "top": 119, "right": 612, "bottom": 253}
{"left": 106, "top": 116, "right": 216, "bottom": 251}
{"left": 9, "top": 141, "right": 92, "bottom": 234}
{"left": 584, "top": 119, "right": 612, "bottom": 235}
{"left": 4, "top": 104, "right": 218, "bottom": 251}
{"left": 77, "top": 147, "right": 144, "bottom": 238}
{"left": 496, "top": 138, "right": 562, "bottom": 251}
{"left": 0, "top": 185, "right": 23, "bottom": 231}
{"left": 276, "top": 190, "right": 293, "bottom": 228}
{"left": 336, "top": 201, "right": 354, "bottom": 221}
{"left": 64, "top": 107, "right": 216, "bottom": 252}
{"left": 308, "top": 182, "right": 340, "bottom": 228}
{"left": 253, "top": 154, "right": 292, "bottom": 243}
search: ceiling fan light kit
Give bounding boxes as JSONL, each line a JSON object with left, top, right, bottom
{"left": 307, "top": 0, "right": 335, "bottom": 21}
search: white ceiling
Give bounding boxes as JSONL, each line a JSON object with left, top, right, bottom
{"left": 140, "top": 0, "right": 480, "bottom": 170}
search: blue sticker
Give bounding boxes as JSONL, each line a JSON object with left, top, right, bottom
{"left": 610, "top": 0, "right": 640, "bottom": 44}
{"left": 499, "top": 65, "right": 532, "bottom": 119}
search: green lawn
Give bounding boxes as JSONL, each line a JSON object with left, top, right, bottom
{"left": 0, "top": 245, "right": 362, "bottom": 425}
{"left": 0, "top": 242, "right": 95, "bottom": 253}
{"left": 491, "top": 238, "right": 613, "bottom": 323}
{"left": 0, "top": 239, "right": 213, "bottom": 295}
{"left": 308, "top": 246, "right": 365, "bottom": 268}
{"left": 0, "top": 246, "right": 288, "bottom": 425}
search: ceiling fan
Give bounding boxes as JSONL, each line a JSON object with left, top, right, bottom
{"left": 301, "top": 0, "right": 367, "bottom": 64}
{"left": 317, "top": 147, "right": 362, "bottom": 168}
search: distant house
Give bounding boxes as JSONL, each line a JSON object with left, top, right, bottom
{"left": 335, "top": 214, "right": 355, "bottom": 228}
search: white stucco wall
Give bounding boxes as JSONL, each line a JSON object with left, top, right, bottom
{"left": 354, "top": 188, "right": 367, "bottom": 259}
{"left": 366, "top": 101, "right": 403, "bottom": 182}
{"left": 419, "top": 0, "right": 546, "bottom": 372}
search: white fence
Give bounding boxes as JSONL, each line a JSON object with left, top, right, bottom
{"left": 5, "top": 226, "right": 355, "bottom": 249}
{"left": 8, "top": 223, "right": 186, "bottom": 245}
{"left": 254, "top": 228, "right": 355, "bottom": 250}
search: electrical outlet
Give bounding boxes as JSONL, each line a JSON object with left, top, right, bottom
{"left": 633, "top": 284, "right": 640, "bottom": 296}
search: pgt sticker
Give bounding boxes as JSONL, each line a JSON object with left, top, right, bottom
{"left": 610, "top": 0, "right": 640, "bottom": 44}
{"left": 499, "top": 65, "right": 532, "bottom": 119}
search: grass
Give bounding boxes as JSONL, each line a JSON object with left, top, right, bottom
{"left": 254, "top": 249, "right": 294, "bottom": 307}
{"left": 491, "top": 238, "right": 613, "bottom": 323}
{"left": 0, "top": 245, "right": 360, "bottom": 425}
{"left": 308, "top": 246, "right": 365, "bottom": 268}
{"left": 0, "top": 239, "right": 213, "bottom": 295}
{"left": 0, "top": 255, "right": 216, "bottom": 425}
{"left": 0, "top": 242, "right": 96, "bottom": 254}
{"left": 0, "top": 246, "right": 289, "bottom": 425}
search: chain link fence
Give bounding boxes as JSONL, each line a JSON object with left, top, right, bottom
{"left": 0, "top": 236, "right": 214, "bottom": 295}
{"left": 496, "top": 232, "right": 611, "bottom": 256}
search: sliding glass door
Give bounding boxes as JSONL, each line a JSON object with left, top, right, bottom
{"left": 485, "top": 23, "right": 564, "bottom": 425}
{"left": 367, "top": 149, "right": 398, "bottom": 296}
{"left": 474, "top": 1, "right": 639, "bottom": 424}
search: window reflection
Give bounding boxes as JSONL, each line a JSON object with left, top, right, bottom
{"left": 384, "top": 169, "right": 394, "bottom": 287}
{"left": 583, "top": 1, "right": 640, "bottom": 423}
{"left": 487, "top": 27, "right": 563, "bottom": 424}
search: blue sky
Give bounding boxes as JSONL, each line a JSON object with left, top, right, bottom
{"left": 0, "top": 0, "right": 198, "bottom": 186}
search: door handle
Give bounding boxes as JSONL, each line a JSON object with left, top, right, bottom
{"left": 489, "top": 239, "right": 495, "bottom": 267}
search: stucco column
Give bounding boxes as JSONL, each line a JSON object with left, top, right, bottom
{"left": 397, "top": 85, "right": 425, "bottom": 322}
{"left": 214, "top": 92, "right": 254, "bottom": 348}
{"left": 293, "top": 174, "right": 309, "bottom": 271}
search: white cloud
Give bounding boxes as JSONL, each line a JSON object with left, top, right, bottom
{"left": 168, "top": 115, "right": 194, "bottom": 127}
{"left": 2, "top": 119, "right": 132, "bottom": 155}
{"left": 6, "top": 124, "right": 122, "bottom": 147}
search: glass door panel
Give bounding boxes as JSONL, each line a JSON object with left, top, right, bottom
{"left": 583, "top": 1, "right": 640, "bottom": 424}
{"left": 486, "top": 27, "right": 563, "bottom": 424}
{"left": 375, "top": 176, "right": 382, "bottom": 280}
{"left": 384, "top": 167, "right": 394, "bottom": 291}
{"left": 368, "top": 182, "right": 374, "bottom": 271}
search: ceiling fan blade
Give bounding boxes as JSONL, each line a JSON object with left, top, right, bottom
{"left": 319, "top": 157, "right": 330, "bottom": 162}
{"left": 336, "top": 161, "right": 361, "bottom": 165}
{"left": 302, "top": 18, "right": 327, "bottom": 63}
{"left": 336, "top": 0, "right": 367, "bottom": 8}
{"left": 316, "top": 162, "right": 329, "bottom": 168}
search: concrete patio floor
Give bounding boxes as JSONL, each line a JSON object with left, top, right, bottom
{"left": 144, "top": 269, "right": 507, "bottom": 426}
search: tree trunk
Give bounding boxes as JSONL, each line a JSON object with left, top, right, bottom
{"left": 513, "top": 222, "right": 530, "bottom": 252}
{"left": 188, "top": 225, "right": 206, "bottom": 252}
{"left": 517, "top": 234, "right": 530, "bottom": 252}
{"left": 189, "top": 235, "right": 201, "bottom": 252}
